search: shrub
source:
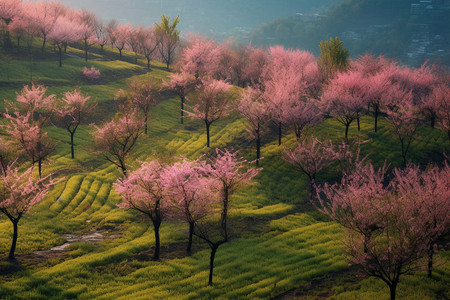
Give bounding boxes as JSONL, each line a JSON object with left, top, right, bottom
{"left": 82, "top": 66, "right": 101, "bottom": 81}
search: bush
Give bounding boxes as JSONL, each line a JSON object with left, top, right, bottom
{"left": 82, "top": 66, "right": 101, "bottom": 81}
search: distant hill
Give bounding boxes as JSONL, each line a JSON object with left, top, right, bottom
{"left": 59, "top": 0, "right": 342, "bottom": 35}
{"left": 250, "top": 0, "right": 450, "bottom": 66}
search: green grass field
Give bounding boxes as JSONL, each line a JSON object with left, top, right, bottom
{"left": 0, "top": 38, "right": 449, "bottom": 299}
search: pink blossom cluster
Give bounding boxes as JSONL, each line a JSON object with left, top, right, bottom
{"left": 82, "top": 66, "right": 101, "bottom": 81}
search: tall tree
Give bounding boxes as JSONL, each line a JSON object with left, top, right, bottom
{"left": 136, "top": 26, "right": 158, "bottom": 70}
{"left": 195, "top": 149, "right": 259, "bottom": 285}
{"left": 318, "top": 37, "right": 349, "bottom": 82}
{"left": 75, "top": 10, "right": 97, "bottom": 62}
{"left": 154, "top": 14, "right": 180, "bottom": 71}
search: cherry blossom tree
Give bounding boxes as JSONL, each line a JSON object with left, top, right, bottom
{"left": 283, "top": 137, "right": 335, "bottom": 201}
{"left": 0, "top": 164, "right": 60, "bottom": 259}
{"left": 195, "top": 148, "right": 260, "bottom": 285}
{"left": 178, "top": 34, "right": 221, "bottom": 79}
{"left": 31, "top": 1, "right": 68, "bottom": 55}
{"left": 282, "top": 98, "right": 323, "bottom": 141}
{"left": 185, "top": 79, "right": 232, "bottom": 147}
{"left": 8, "top": 83, "right": 55, "bottom": 124}
{"left": 317, "top": 164, "right": 449, "bottom": 300}
{"left": 320, "top": 70, "right": 367, "bottom": 140}
{"left": 136, "top": 26, "right": 158, "bottom": 70}
{"left": 0, "top": 0, "right": 22, "bottom": 47}
{"left": 263, "top": 46, "right": 321, "bottom": 145}
{"left": 422, "top": 83, "right": 449, "bottom": 132}
{"left": 386, "top": 96, "right": 422, "bottom": 166}
{"left": 47, "top": 16, "right": 83, "bottom": 67}
{"left": 92, "top": 21, "right": 108, "bottom": 53}
{"left": 162, "top": 158, "right": 217, "bottom": 253}
{"left": 54, "top": 89, "right": 94, "bottom": 159}
{"left": 92, "top": 113, "right": 144, "bottom": 177}
{"left": 162, "top": 71, "right": 196, "bottom": 124}
{"left": 392, "top": 163, "right": 450, "bottom": 278}
{"left": 75, "top": 10, "right": 97, "bottom": 62}
{"left": 4, "top": 112, "right": 55, "bottom": 177}
{"left": 237, "top": 87, "right": 270, "bottom": 165}
{"left": 111, "top": 23, "right": 132, "bottom": 60}
{"left": 114, "top": 160, "right": 170, "bottom": 261}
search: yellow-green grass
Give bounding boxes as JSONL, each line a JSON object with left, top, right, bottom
{"left": 0, "top": 41, "right": 449, "bottom": 299}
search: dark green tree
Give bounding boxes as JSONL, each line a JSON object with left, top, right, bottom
{"left": 154, "top": 14, "right": 180, "bottom": 71}
{"left": 318, "top": 37, "right": 349, "bottom": 82}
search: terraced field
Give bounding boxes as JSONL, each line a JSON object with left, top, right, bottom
{"left": 0, "top": 41, "right": 449, "bottom": 299}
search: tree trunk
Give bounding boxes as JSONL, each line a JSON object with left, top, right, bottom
{"left": 221, "top": 187, "right": 229, "bottom": 241}
{"left": 428, "top": 244, "right": 434, "bottom": 278}
{"left": 152, "top": 220, "right": 161, "bottom": 261}
{"left": 9, "top": 220, "right": 18, "bottom": 260}
{"left": 374, "top": 105, "right": 379, "bottom": 132}
{"left": 430, "top": 114, "right": 435, "bottom": 129}
{"left": 41, "top": 36, "right": 46, "bottom": 55}
{"left": 208, "top": 244, "right": 219, "bottom": 286}
{"left": 357, "top": 116, "right": 360, "bottom": 133}
{"left": 206, "top": 122, "right": 210, "bottom": 147}
{"left": 278, "top": 122, "right": 282, "bottom": 146}
{"left": 70, "top": 131, "right": 75, "bottom": 159}
{"left": 345, "top": 123, "right": 350, "bottom": 141}
{"left": 144, "top": 114, "right": 148, "bottom": 135}
{"left": 180, "top": 96, "right": 184, "bottom": 124}
{"left": 147, "top": 57, "right": 151, "bottom": 70}
{"left": 389, "top": 282, "right": 397, "bottom": 300}
{"left": 119, "top": 49, "right": 122, "bottom": 60}
{"left": 100, "top": 44, "right": 104, "bottom": 53}
{"left": 187, "top": 221, "right": 194, "bottom": 254}
{"left": 256, "top": 127, "right": 261, "bottom": 166}
{"left": 38, "top": 158, "right": 42, "bottom": 178}
{"left": 59, "top": 47, "right": 62, "bottom": 67}
{"left": 84, "top": 39, "right": 88, "bottom": 62}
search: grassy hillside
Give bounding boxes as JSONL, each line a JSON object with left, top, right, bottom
{"left": 0, "top": 40, "right": 449, "bottom": 299}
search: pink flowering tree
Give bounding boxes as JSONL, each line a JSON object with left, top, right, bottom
{"left": 82, "top": 66, "right": 101, "bottom": 81}
{"left": 0, "top": 164, "right": 60, "bottom": 259}
{"left": 111, "top": 23, "right": 132, "bottom": 60}
{"left": 136, "top": 26, "right": 158, "bottom": 70}
{"left": 237, "top": 87, "right": 270, "bottom": 165}
{"left": 283, "top": 137, "right": 335, "bottom": 201}
{"left": 4, "top": 112, "right": 55, "bottom": 177}
{"left": 127, "top": 78, "right": 159, "bottom": 135}
{"left": 114, "top": 160, "right": 170, "bottom": 261}
{"left": 392, "top": 163, "right": 450, "bottom": 278}
{"left": 315, "top": 163, "right": 426, "bottom": 300}
{"left": 386, "top": 96, "right": 422, "bottom": 166}
{"left": 162, "top": 71, "right": 196, "bottom": 124}
{"left": 320, "top": 70, "right": 367, "bottom": 140}
{"left": 75, "top": 10, "right": 97, "bottom": 62}
{"left": 31, "top": 1, "right": 68, "bottom": 55}
{"left": 178, "top": 34, "right": 221, "bottom": 79}
{"left": 281, "top": 98, "right": 323, "bottom": 141}
{"left": 92, "top": 21, "right": 108, "bottom": 53}
{"left": 54, "top": 89, "right": 94, "bottom": 159}
{"left": 195, "top": 148, "right": 260, "bottom": 285}
{"left": 0, "top": 0, "right": 22, "bottom": 47}
{"left": 162, "top": 158, "right": 218, "bottom": 254}
{"left": 8, "top": 83, "right": 55, "bottom": 124}
{"left": 92, "top": 113, "right": 144, "bottom": 177}
{"left": 185, "top": 79, "right": 232, "bottom": 147}
{"left": 263, "top": 46, "right": 321, "bottom": 145}
{"left": 422, "top": 83, "right": 449, "bottom": 134}
{"left": 47, "top": 16, "right": 83, "bottom": 67}
{"left": 154, "top": 14, "right": 180, "bottom": 71}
